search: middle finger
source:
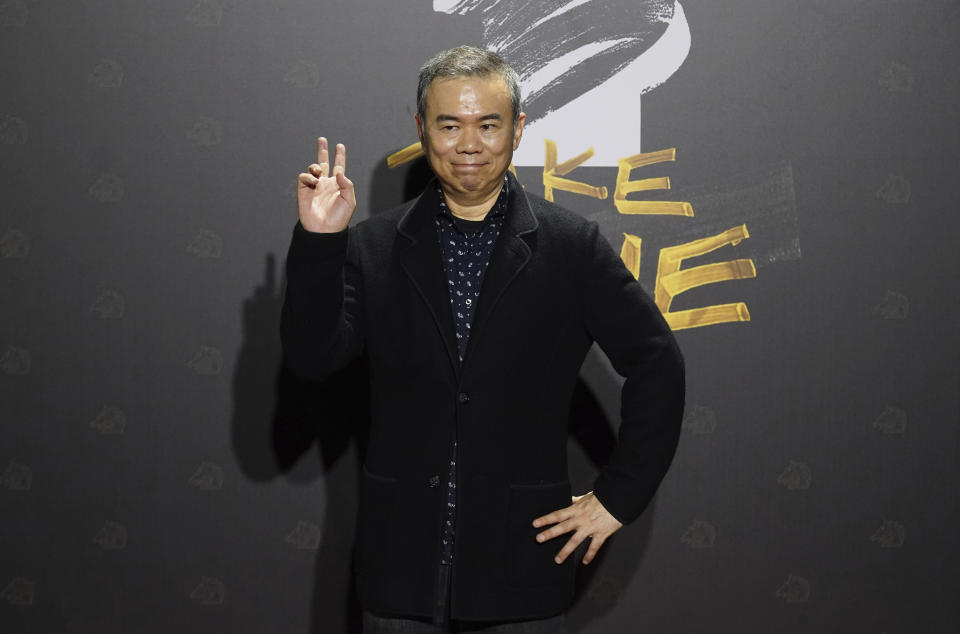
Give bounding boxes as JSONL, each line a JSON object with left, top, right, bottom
{"left": 554, "top": 532, "right": 586, "bottom": 564}
{"left": 536, "top": 518, "right": 575, "bottom": 542}
{"left": 333, "top": 143, "right": 346, "bottom": 175}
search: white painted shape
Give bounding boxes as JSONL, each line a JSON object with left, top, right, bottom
{"left": 520, "top": 38, "right": 634, "bottom": 101}
{"left": 629, "top": 0, "right": 691, "bottom": 94}
{"left": 527, "top": 0, "right": 595, "bottom": 31}
{"left": 433, "top": 0, "right": 462, "bottom": 12}
{"left": 513, "top": 1, "right": 691, "bottom": 166}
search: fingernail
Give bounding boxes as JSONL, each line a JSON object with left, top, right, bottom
{"left": 555, "top": 557, "right": 562, "bottom": 564}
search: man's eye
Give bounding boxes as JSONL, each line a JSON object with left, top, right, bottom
{"left": 481, "top": 124, "right": 496, "bottom": 130}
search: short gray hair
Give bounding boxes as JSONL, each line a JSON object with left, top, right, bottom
{"left": 417, "top": 45, "right": 522, "bottom": 126}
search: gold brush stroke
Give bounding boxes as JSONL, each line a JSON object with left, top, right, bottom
{"left": 654, "top": 224, "right": 756, "bottom": 330}
{"left": 387, "top": 142, "right": 424, "bottom": 168}
{"left": 664, "top": 303, "right": 751, "bottom": 330}
{"left": 619, "top": 233, "right": 643, "bottom": 279}
{"left": 614, "top": 148, "right": 694, "bottom": 216}
{"left": 542, "top": 140, "right": 608, "bottom": 202}
{"left": 622, "top": 201, "right": 694, "bottom": 215}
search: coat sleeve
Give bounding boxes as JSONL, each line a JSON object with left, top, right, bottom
{"left": 581, "top": 220, "right": 685, "bottom": 525}
{"left": 280, "top": 220, "right": 365, "bottom": 381}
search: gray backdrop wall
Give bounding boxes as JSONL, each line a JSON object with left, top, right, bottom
{"left": 1, "top": 1, "right": 958, "bottom": 632}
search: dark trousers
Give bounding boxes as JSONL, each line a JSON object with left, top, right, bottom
{"left": 362, "top": 564, "right": 567, "bottom": 633}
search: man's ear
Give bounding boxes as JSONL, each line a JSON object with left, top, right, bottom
{"left": 415, "top": 114, "right": 424, "bottom": 144}
{"left": 512, "top": 112, "right": 526, "bottom": 150}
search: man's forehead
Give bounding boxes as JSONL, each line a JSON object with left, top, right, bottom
{"left": 425, "top": 74, "right": 511, "bottom": 108}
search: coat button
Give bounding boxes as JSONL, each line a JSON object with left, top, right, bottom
{"left": 428, "top": 475, "right": 440, "bottom": 488}
{"left": 458, "top": 392, "right": 470, "bottom": 404}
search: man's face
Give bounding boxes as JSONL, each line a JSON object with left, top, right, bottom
{"left": 416, "top": 75, "right": 525, "bottom": 207}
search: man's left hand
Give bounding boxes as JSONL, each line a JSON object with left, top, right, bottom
{"left": 532, "top": 492, "right": 623, "bottom": 565}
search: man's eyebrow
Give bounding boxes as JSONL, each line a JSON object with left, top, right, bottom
{"left": 434, "top": 113, "right": 503, "bottom": 122}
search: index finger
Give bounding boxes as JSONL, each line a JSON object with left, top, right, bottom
{"left": 316, "top": 136, "right": 329, "bottom": 168}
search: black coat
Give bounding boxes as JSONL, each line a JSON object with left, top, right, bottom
{"left": 280, "top": 173, "right": 685, "bottom": 621}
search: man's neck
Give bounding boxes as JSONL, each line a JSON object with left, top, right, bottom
{"left": 442, "top": 181, "right": 504, "bottom": 221}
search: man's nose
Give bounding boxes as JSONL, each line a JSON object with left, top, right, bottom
{"left": 456, "top": 127, "right": 482, "bottom": 153}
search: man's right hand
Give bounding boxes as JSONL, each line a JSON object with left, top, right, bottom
{"left": 297, "top": 137, "right": 356, "bottom": 233}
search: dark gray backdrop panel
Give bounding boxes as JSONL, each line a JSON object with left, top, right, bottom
{"left": 1, "top": 1, "right": 957, "bottom": 633}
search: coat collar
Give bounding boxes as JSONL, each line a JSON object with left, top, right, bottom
{"left": 395, "top": 171, "right": 538, "bottom": 375}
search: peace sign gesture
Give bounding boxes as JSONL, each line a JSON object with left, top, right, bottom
{"left": 297, "top": 136, "right": 356, "bottom": 233}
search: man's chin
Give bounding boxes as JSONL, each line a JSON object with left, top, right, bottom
{"left": 448, "top": 177, "right": 486, "bottom": 193}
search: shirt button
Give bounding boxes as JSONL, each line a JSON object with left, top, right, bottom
{"left": 465, "top": 298, "right": 472, "bottom": 306}
{"left": 458, "top": 392, "right": 470, "bottom": 404}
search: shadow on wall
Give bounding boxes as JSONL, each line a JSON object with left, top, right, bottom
{"left": 230, "top": 248, "right": 370, "bottom": 633}
{"left": 567, "top": 347, "right": 658, "bottom": 632}
{"left": 230, "top": 156, "right": 656, "bottom": 633}
{"left": 367, "top": 153, "right": 435, "bottom": 214}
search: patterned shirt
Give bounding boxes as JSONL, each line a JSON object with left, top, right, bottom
{"left": 434, "top": 176, "right": 509, "bottom": 565}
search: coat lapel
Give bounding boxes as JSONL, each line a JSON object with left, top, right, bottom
{"left": 396, "top": 183, "right": 461, "bottom": 374}
{"left": 461, "top": 172, "right": 539, "bottom": 367}
{"left": 395, "top": 172, "right": 540, "bottom": 375}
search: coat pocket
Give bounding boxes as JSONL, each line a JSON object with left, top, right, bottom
{"left": 505, "top": 479, "right": 577, "bottom": 587}
{"left": 356, "top": 464, "right": 399, "bottom": 576}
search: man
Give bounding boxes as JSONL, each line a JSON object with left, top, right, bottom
{"left": 281, "top": 46, "right": 684, "bottom": 633}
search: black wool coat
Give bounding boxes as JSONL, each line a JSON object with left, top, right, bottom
{"left": 280, "top": 172, "right": 685, "bottom": 621}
